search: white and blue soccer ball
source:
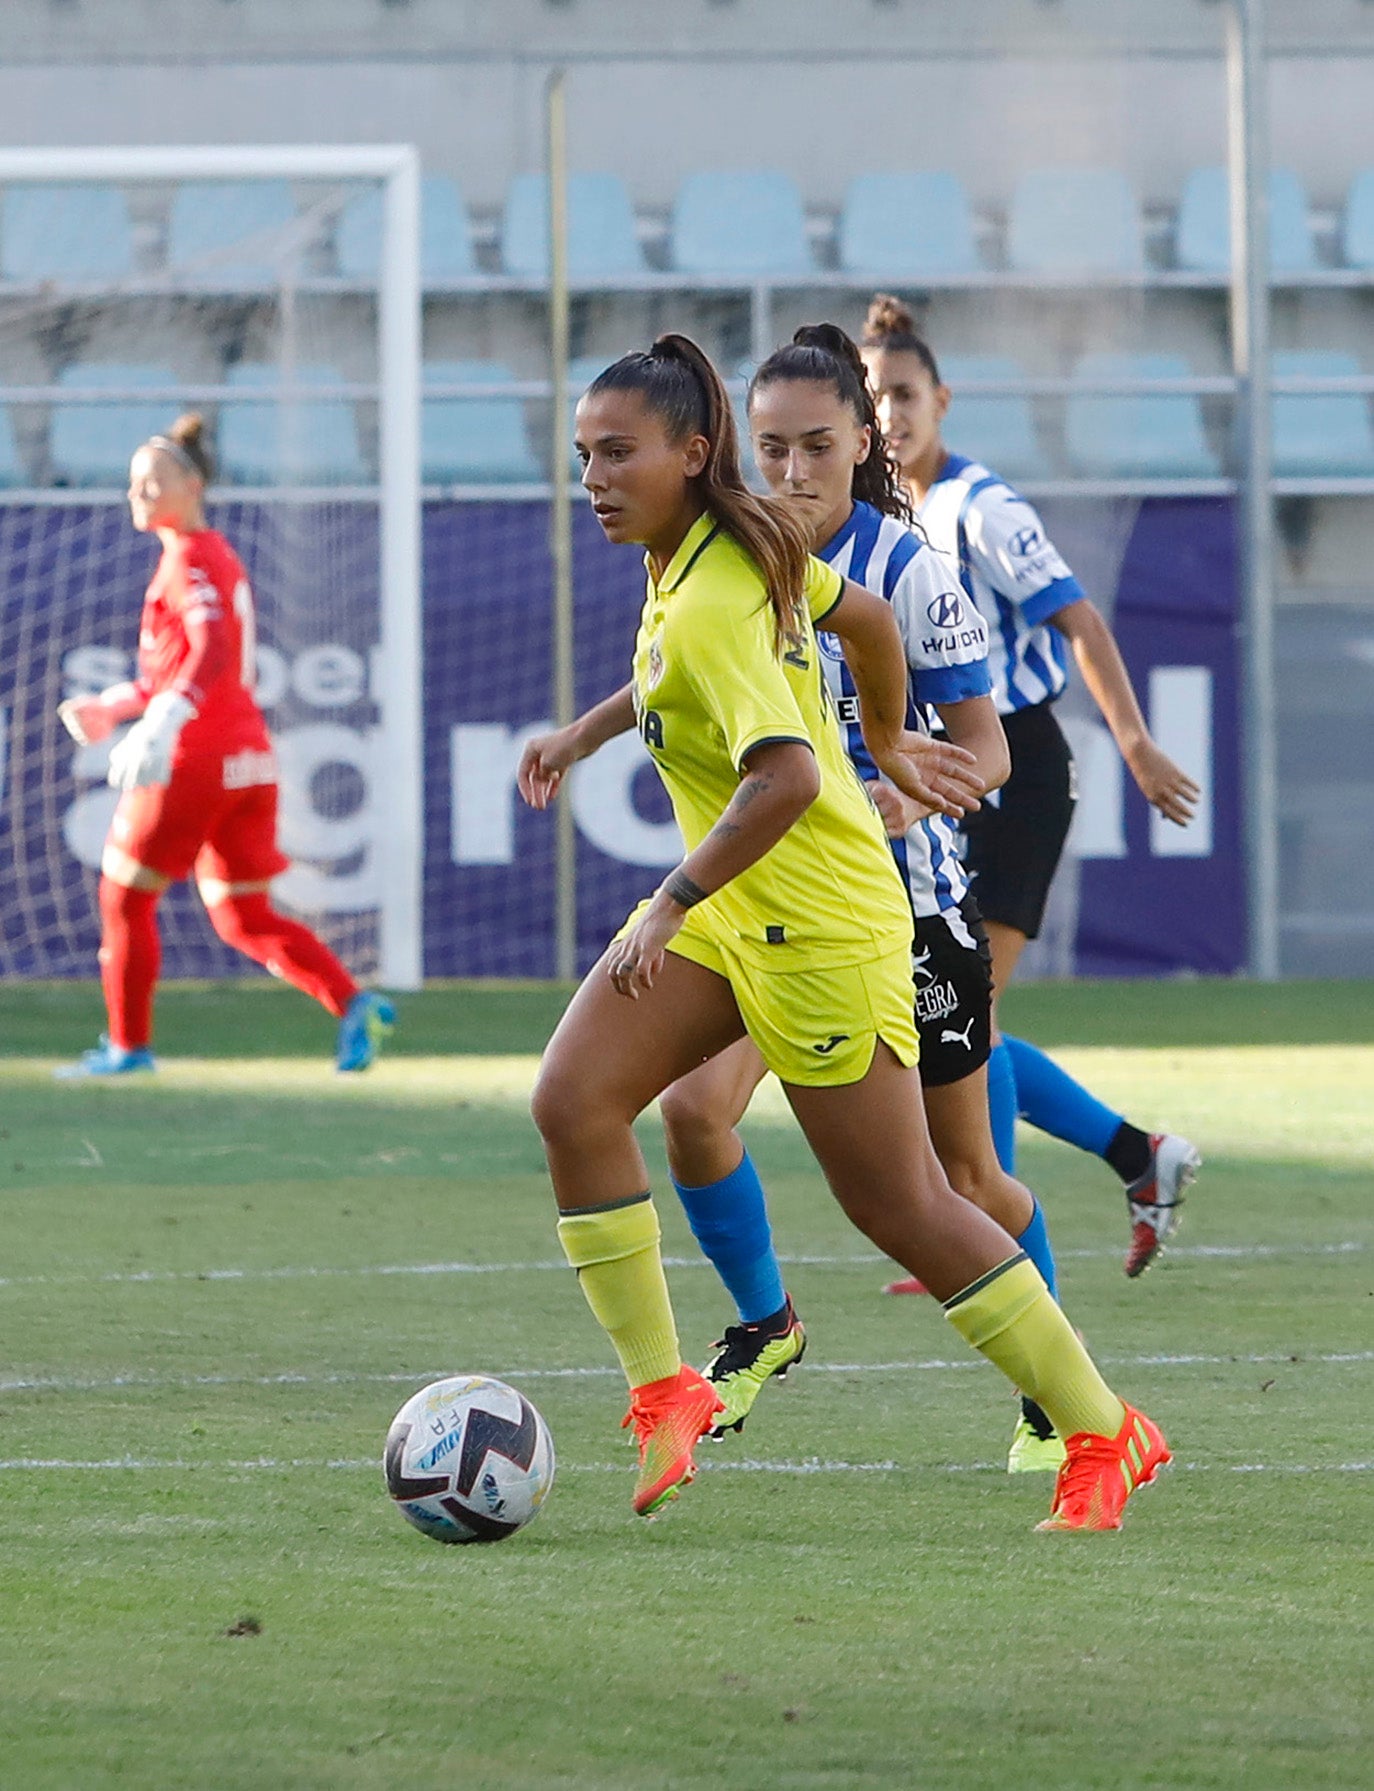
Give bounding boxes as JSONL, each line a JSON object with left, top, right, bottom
{"left": 384, "top": 1375, "right": 556, "bottom": 1544}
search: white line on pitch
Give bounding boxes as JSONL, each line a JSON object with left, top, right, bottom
{"left": 2, "top": 1349, "right": 1369, "bottom": 1396}
{"left": 0, "top": 1238, "right": 1365, "bottom": 1293}
{"left": 0, "top": 1457, "right": 1368, "bottom": 1475}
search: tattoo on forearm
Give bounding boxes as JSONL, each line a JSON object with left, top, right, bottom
{"left": 701, "top": 771, "right": 772, "bottom": 850}
{"left": 663, "top": 868, "right": 707, "bottom": 908}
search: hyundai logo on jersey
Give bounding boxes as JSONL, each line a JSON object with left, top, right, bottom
{"left": 926, "top": 592, "right": 965, "bottom": 629}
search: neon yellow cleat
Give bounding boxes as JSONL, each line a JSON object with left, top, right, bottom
{"left": 702, "top": 1296, "right": 806, "bottom": 1437}
{"left": 1007, "top": 1414, "right": 1067, "bottom": 1474}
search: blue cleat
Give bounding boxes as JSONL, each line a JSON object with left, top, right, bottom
{"left": 54, "top": 1036, "right": 157, "bottom": 1081}
{"left": 335, "top": 991, "right": 396, "bottom": 1073}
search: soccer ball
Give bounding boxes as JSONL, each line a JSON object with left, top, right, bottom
{"left": 384, "top": 1375, "right": 556, "bottom": 1544}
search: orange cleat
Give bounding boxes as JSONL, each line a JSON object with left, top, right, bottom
{"left": 882, "top": 1276, "right": 930, "bottom": 1296}
{"left": 622, "top": 1365, "right": 724, "bottom": 1517}
{"left": 1037, "top": 1403, "right": 1171, "bottom": 1532}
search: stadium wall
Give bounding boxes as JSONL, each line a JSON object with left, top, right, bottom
{"left": 0, "top": 496, "right": 1244, "bottom": 984}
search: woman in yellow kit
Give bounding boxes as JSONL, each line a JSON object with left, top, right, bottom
{"left": 518, "top": 333, "right": 1168, "bottom": 1528}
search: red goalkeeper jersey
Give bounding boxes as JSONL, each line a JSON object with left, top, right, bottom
{"left": 135, "top": 529, "right": 271, "bottom": 762}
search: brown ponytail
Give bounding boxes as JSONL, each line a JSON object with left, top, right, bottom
{"left": 861, "top": 293, "right": 943, "bottom": 386}
{"left": 587, "top": 332, "right": 811, "bottom": 649}
{"left": 151, "top": 411, "right": 215, "bottom": 483}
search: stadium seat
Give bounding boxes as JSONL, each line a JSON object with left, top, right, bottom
{"left": 423, "top": 361, "right": 543, "bottom": 485}
{"left": 334, "top": 174, "right": 476, "bottom": 282}
{"left": 165, "top": 179, "right": 299, "bottom": 284}
{"left": 218, "top": 362, "right": 368, "bottom": 486}
{"left": 1174, "top": 166, "right": 1317, "bottom": 273}
{"left": 1340, "top": 168, "right": 1374, "bottom": 269}
{"left": 0, "top": 406, "right": 24, "bottom": 486}
{"left": 1271, "top": 350, "right": 1374, "bottom": 477}
{"left": 670, "top": 171, "right": 813, "bottom": 277}
{"left": 1, "top": 184, "right": 135, "bottom": 281}
{"left": 1005, "top": 168, "right": 1143, "bottom": 276}
{"left": 938, "top": 355, "right": 1049, "bottom": 480}
{"left": 502, "top": 174, "right": 644, "bottom": 279}
{"left": 1066, "top": 352, "right": 1220, "bottom": 478}
{"left": 49, "top": 363, "right": 177, "bottom": 486}
{"left": 838, "top": 172, "right": 980, "bottom": 279}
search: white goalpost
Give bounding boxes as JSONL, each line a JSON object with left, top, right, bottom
{"left": 0, "top": 143, "right": 423, "bottom": 989}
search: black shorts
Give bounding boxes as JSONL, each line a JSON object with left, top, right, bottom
{"left": 959, "top": 701, "right": 1076, "bottom": 941}
{"left": 913, "top": 895, "right": 994, "bottom": 1088}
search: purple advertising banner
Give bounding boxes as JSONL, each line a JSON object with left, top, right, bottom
{"left": 0, "top": 498, "right": 1241, "bottom": 984}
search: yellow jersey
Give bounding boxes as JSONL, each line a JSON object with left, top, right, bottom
{"left": 631, "top": 511, "right": 914, "bottom": 969}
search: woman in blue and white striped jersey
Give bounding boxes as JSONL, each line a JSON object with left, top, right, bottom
{"left": 860, "top": 294, "right": 1201, "bottom": 1280}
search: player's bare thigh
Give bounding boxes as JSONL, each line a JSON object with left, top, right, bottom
{"left": 922, "top": 1064, "right": 1032, "bottom": 1236}
{"left": 783, "top": 1042, "right": 1016, "bottom": 1302}
{"left": 659, "top": 1035, "right": 769, "bottom": 1186}
{"left": 531, "top": 947, "right": 747, "bottom": 1210}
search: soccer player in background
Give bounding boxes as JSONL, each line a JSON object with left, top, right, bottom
{"left": 656, "top": 324, "right": 1069, "bottom": 1472}
{"left": 862, "top": 296, "right": 1202, "bottom": 1278}
{"left": 518, "top": 332, "right": 1169, "bottom": 1530}
{"left": 55, "top": 414, "right": 394, "bottom": 1077}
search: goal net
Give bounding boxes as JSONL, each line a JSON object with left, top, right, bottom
{"left": 0, "top": 146, "right": 421, "bottom": 989}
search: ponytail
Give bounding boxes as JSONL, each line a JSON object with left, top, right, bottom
{"left": 861, "top": 293, "right": 942, "bottom": 386}
{"left": 149, "top": 410, "right": 214, "bottom": 483}
{"left": 750, "top": 322, "right": 913, "bottom": 523}
{"left": 587, "top": 332, "right": 811, "bottom": 648}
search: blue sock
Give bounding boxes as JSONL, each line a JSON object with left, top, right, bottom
{"left": 1015, "top": 1197, "right": 1059, "bottom": 1301}
{"left": 1002, "top": 1035, "right": 1123, "bottom": 1161}
{"left": 671, "top": 1148, "right": 786, "bottom": 1325}
{"left": 986, "top": 1039, "right": 1018, "bottom": 1175}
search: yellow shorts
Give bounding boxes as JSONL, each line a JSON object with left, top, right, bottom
{"left": 615, "top": 904, "right": 919, "bottom": 1088}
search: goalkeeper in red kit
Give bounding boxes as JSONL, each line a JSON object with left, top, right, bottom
{"left": 55, "top": 413, "right": 394, "bottom": 1077}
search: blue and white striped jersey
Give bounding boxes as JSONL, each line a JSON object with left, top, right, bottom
{"left": 815, "top": 499, "right": 991, "bottom": 921}
{"left": 916, "top": 453, "right": 1086, "bottom": 716}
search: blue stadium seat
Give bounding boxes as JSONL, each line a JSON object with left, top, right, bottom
{"left": 938, "top": 356, "right": 1049, "bottom": 480}
{"left": 423, "top": 361, "right": 542, "bottom": 485}
{"left": 1174, "top": 167, "right": 1317, "bottom": 273}
{"left": 670, "top": 171, "right": 813, "bottom": 277}
{"left": 335, "top": 174, "right": 476, "bottom": 281}
{"left": 2, "top": 184, "right": 135, "bottom": 281}
{"left": 1271, "top": 351, "right": 1374, "bottom": 477}
{"left": 218, "top": 363, "right": 367, "bottom": 486}
{"left": 1006, "top": 169, "right": 1142, "bottom": 275}
{"left": 166, "top": 179, "right": 298, "bottom": 284}
{"left": 1066, "top": 353, "right": 1219, "bottom": 478}
{"left": 502, "top": 174, "right": 644, "bottom": 279}
{"left": 1340, "top": 168, "right": 1374, "bottom": 269}
{"left": 838, "top": 172, "right": 979, "bottom": 278}
{"left": 50, "top": 364, "right": 176, "bottom": 486}
{"left": 0, "top": 407, "right": 24, "bottom": 486}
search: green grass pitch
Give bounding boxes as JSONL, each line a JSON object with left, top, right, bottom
{"left": 1, "top": 979, "right": 1371, "bottom": 1789}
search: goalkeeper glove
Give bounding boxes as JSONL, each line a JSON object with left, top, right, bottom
{"left": 106, "top": 690, "right": 197, "bottom": 790}
{"left": 57, "top": 681, "right": 146, "bottom": 746}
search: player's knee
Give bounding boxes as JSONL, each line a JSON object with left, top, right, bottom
{"left": 203, "top": 894, "right": 257, "bottom": 951}
{"left": 657, "top": 1080, "right": 729, "bottom": 1164}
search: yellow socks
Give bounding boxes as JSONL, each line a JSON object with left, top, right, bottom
{"left": 943, "top": 1254, "right": 1126, "bottom": 1440}
{"left": 556, "top": 1192, "right": 681, "bottom": 1390}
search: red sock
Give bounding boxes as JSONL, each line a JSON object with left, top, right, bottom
{"left": 206, "top": 892, "right": 358, "bottom": 1019}
{"left": 98, "top": 877, "right": 161, "bottom": 1050}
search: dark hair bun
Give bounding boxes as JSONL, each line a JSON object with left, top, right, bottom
{"left": 166, "top": 411, "right": 214, "bottom": 482}
{"left": 863, "top": 293, "right": 916, "bottom": 339}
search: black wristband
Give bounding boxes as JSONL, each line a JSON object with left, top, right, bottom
{"left": 662, "top": 868, "right": 708, "bottom": 909}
